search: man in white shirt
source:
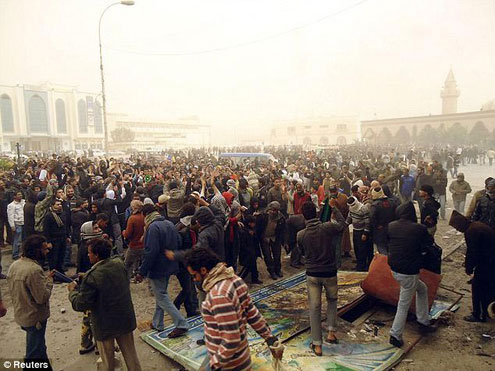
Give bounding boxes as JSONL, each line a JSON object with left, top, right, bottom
{"left": 7, "top": 191, "right": 25, "bottom": 260}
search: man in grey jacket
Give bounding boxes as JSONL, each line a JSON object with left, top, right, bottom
{"left": 297, "top": 201, "right": 345, "bottom": 356}
{"left": 8, "top": 235, "right": 53, "bottom": 369}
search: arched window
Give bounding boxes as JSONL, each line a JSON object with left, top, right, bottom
{"left": 319, "top": 136, "right": 329, "bottom": 145}
{"left": 94, "top": 101, "right": 103, "bottom": 133}
{"left": 336, "top": 136, "right": 347, "bottom": 145}
{"left": 470, "top": 121, "right": 489, "bottom": 144}
{"left": 0, "top": 94, "right": 14, "bottom": 132}
{"left": 55, "top": 99, "right": 67, "bottom": 134}
{"left": 78, "top": 99, "right": 88, "bottom": 133}
{"left": 28, "top": 95, "right": 48, "bottom": 133}
{"left": 377, "top": 128, "right": 392, "bottom": 145}
{"left": 394, "top": 126, "right": 411, "bottom": 144}
{"left": 303, "top": 137, "right": 312, "bottom": 145}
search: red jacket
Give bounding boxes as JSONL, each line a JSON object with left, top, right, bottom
{"left": 123, "top": 213, "right": 145, "bottom": 249}
{"left": 294, "top": 192, "right": 311, "bottom": 215}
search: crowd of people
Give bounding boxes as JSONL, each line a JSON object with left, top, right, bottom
{"left": 0, "top": 143, "right": 493, "bottom": 370}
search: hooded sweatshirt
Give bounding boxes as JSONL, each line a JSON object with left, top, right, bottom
{"left": 201, "top": 263, "right": 273, "bottom": 371}
{"left": 387, "top": 202, "right": 432, "bottom": 275}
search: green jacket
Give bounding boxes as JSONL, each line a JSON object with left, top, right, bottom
{"left": 34, "top": 184, "right": 54, "bottom": 232}
{"left": 69, "top": 256, "right": 136, "bottom": 341}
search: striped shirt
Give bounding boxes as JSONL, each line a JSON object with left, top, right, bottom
{"left": 202, "top": 276, "right": 272, "bottom": 370}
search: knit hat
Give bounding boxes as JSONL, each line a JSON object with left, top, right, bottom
{"left": 420, "top": 184, "right": 434, "bottom": 196}
{"left": 371, "top": 187, "right": 386, "bottom": 200}
{"left": 158, "top": 194, "right": 169, "bottom": 205}
{"left": 487, "top": 178, "right": 495, "bottom": 187}
{"left": 37, "top": 191, "right": 47, "bottom": 202}
{"left": 226, "top": 179, "right": 236, "bottom": 188}
{"left": 143, "top": 197, "right": 154, "bottom": 205}
{"left": 267, "top": 201, "right": 281, "bottom": 211}
{"left": 194, "top": 206, "right": 214, "bottom": 225}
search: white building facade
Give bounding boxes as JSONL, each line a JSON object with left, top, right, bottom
{"left": 0, "top": 82, "right": 104, "bottom": 152}
{"left": 270, "top": 116, "right": 360, "bottom": 147}
{"left": 107, "top": 113, "right": 211, "bottom": 151}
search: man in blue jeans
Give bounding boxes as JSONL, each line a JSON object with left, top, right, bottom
{"left": 7, "top": 191, "right": 25, "bottom": 260}
{"left": 297, "top": 201, "right": 345, "bottom": 356}
{"left": 136, "top": 204, "right": 189, "bottom": 338}
{"left": 7, "top": 235, "right": 53, "bottom": 369}
{"left": 387, "top": 202, "right": 436, "bottom": 347}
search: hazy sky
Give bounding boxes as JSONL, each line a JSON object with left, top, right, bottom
{"left": 1, "top": 0, "right": 494, "bottom": 142}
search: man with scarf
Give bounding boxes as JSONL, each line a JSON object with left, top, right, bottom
{"left": 450, "top": 210, "right": 495, "bottom": 322}
{"left": 135, "top": 204, "right": 189, "bottom": 338}
{"left": 185, "top": 247, "right": 282, "bottom": 371}
{"left": 76, "top": 220, "right": 104, "bottom": 355}
{"left": 225, "top": 202, "right": 242, "bottom": 271}
{"left": 43, "top": 199, "right": 70, "bottom": 276}
{"left": 320, "top": 185, "right": 350, "bottom": 264}
{"left": 346, "top": 196, "right": 372, "bottom": 271}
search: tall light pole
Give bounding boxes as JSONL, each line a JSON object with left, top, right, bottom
{"left": 99, "top": 0, "right": 134, "bottom": 152}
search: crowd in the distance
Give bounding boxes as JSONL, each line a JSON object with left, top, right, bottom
{"left": 0, "top": 143, "right": 494, "bottom": 371}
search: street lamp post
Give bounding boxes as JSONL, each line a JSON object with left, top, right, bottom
{"left": 98, "top": 0, "right": 134, "bottom": 153}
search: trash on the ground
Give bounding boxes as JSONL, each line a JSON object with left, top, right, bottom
{"left": 482, "top": 334, "right": 494, "bottom": 340}
{"left": 403, "top": 359, "right": 414, "bottom": 363}
{"left": 60, "top": 308, "right": 66, "bottom": 313}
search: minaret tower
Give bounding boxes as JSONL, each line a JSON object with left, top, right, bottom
{"left": 441, "top": 68, "right": 460, "bottom": 114}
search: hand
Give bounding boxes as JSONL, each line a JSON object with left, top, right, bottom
{"left": 165, "top": 250, "right": 175, "bottom": 261}
{"left": 0, "top": 301, "right": 6, "bottom": 318}
{"left": 48, "top": 270, "right": 56, "bottom": 278}
{"left": 135, "top": 273, "right": 144, "bottom": 283}
{"left": 68, "top": 281, "right": 78, "bottom": 292}
{"left": 11, "top": 227, "right": 15, "bottom": 232}
{"left": 361, "top": 234, "right": 367, "bottom": 242}
{"left": 66, "top": 238, "right": 71, "bottom": 244}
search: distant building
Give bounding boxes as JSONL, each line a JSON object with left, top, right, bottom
{"left": 0, "top": 82, "right": 103, "bottom": 152}
{"left": 270, "top": 116, "right": 360, "bottom": 147}
{"left": 361, "top": 69, "right": 495, "bottom": 145}
{"left": 107, "top": 113, "right": 211, "bottom": 151}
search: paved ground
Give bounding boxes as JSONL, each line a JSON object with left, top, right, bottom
{"left": 0, "top": 162, "right": 493, "bottom": 370}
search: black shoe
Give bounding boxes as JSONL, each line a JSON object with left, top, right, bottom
{"left": 196, "top": 338, "right": 205, "bottom": 346}
{"left": 290, "top": 263, "right": 303, "bottom": 269}
{"left": 343, "top": 252, "right": 351, "bottom": 258}
{"left": 417, "top": 322, "right": 437, "bottom": 334}
{"left": 276, "top": 271, "right": 283, "bottom": 278}
{"left": 464, "top": 314, "right": 486, "bottom": 323}
{"left": 167, "top": 327, "right": 188, "bottom": 338}
{"left": 0, "top": 273, "right": 6, "bottom": 279}
{"left": 187, "top": 311, "right": 201, "bottom": 318}
{"left": 79, "top": 343, "right": 96, "bottom": 355}
{"left": 389, "top": 336, "right": 403, "bottom": 348}
{"left": 251, "top": 279, "right": 263, "bottom": 285}
{"left": 270, "top": 273, "right": 278, "bottom": 280}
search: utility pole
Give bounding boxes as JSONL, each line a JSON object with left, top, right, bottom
{"left": 16, "top": 142, "right": 21, "bottom": 165}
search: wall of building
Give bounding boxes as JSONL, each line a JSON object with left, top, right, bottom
{"left": 270, "top": 116, "right": 360, "bottom": 146}
{"left": 0, "top": 83, "right": 104, "bottom": 152}
{"left": 361, "top": 110, "right": 495, "bottom": 144}
{"left": 107, "top": 114, "right": 211, "bottom": 151}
